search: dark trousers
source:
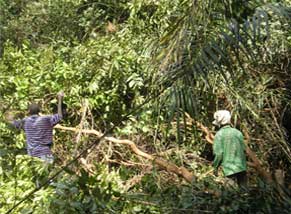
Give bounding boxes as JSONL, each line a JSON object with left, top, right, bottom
{"left": 227, "top": 171, "right": 248, "bottom": 189}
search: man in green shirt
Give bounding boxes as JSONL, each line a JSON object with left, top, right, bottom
{"left": 212, "top": 110, "right": 247, "bottom": 188}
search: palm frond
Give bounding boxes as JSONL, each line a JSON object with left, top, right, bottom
{"left": 157, "top": 4, "right": 291, "bottom": 87}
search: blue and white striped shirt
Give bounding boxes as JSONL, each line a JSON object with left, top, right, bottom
{"left": 13, "top": 114, "right": 62, "bottom": 157}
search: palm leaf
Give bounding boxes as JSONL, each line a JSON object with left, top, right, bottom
{"left": 157, "top": 4, "right": 291, "bottom": 88}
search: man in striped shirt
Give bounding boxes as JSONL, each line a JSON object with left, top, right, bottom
{"left": 8, "top": 92, "right": 64, "bottom": 163}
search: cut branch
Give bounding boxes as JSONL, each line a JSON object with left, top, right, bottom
{"left": 55, "top": 125, "right": 195, "bottom": 183}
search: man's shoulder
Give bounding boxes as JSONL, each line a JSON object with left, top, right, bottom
{"left": 232, "top": 127, "right": 242, "bottom": 133}
{"left": 26, "top": 115, "right": 55, "bottom": 123}
{"left": 220, "top": 126, "right": 242, "bottom": 135}
{"left": 38, "top": 114, "right": 57, "bottom": 119}
{"left": 227, "top": 127, "right": 243, "bottom": 138}
{"left": 23, "top": 115, "right": 36, "bottom": 122}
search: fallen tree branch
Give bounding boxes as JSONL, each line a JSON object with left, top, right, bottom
{"left": 55, "top": 125, "right": 195, "bottom": 183}
{"left": 195, "top": 121, "right": 214, "bottom": 144}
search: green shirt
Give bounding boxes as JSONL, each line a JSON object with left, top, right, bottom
{"left": 213, "top": 125, "right": 247, "bottom": 176}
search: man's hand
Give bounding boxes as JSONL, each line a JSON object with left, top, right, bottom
{"left": 57, "top": 91, "right": 64, "bottom": 118}
{"left": 57, "top": 91, "right": 64, "bottom": 99}
{"left": 4, "top": 112, "right": 14, "bottom": 122}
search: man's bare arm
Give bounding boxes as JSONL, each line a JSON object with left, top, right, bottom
{"left": 57, "top": 91, "right": 64, "bottom": 118}
{"left": 4, "top": 112, "right": 24, "bottom": 129}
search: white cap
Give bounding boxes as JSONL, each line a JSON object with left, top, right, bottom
{"left": 213, "top": 110, "right": 231, "bottom": 126}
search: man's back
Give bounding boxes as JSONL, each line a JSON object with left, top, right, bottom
{"left": 214, "top": 125, "right": 247, "bottom": 176}
{"left": 14, "top": 114, "right": 61, "bottom": 157}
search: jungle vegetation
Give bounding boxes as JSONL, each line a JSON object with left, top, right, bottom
{"left": 0, "top": 0, "right": 291, "bottom": 213}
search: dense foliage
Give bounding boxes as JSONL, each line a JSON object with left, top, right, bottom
{"left": 1, "top": 0, "right": 291, "bottom": 213}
